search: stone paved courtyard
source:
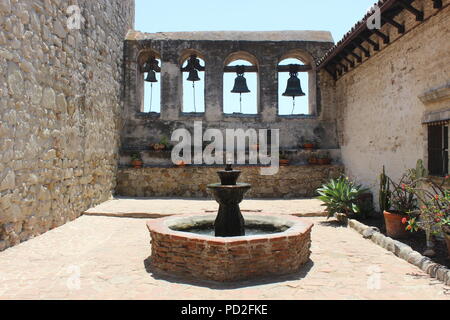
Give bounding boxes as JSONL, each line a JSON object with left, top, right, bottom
{"left": 0, "top": 199, "right": 449, "bottom": 300}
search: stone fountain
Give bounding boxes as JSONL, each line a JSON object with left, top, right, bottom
{"left": 207, "top": 164, "right": 250, "bottom": 237}
{"left": 147, "top": 165, "right": 314, "bottom": 282}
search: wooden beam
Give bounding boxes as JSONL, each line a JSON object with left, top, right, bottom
{"left": 399, "top": 0, "right": 424, "bottom": 21}
{"left": 222, "top": 65, "right": 257, "bottom": 73}
{"left": 343, "top": 57, "right": 355, "bottom": 68}
{"left": 344, "top": 48, "right": 362, "bottom": 63}
{"left": 141, "top": 65, "right": 161, "bottom": 73}
{"left": 324, "top": 66, "right": 337, "bottom": 80}
{"left": 372, "top": 29, "right": 390, "bottom": 44}
{"left": 181, "top": 66, "right": 206, "bottom": 72}
{"left": 338, "top": 54, "right": 354, "bottom": 68}
{"left": 222, "top": 64, "right": 312, "bottom": 73}
{"left": 352, "top": 41, "right": 370, "bottom": 57}
{"left": 336, "top": 61, "right": 348, "bottom": 72}
{"left": 359, "top": 36, "right": 379, "bottom": 51}
{"left": 433, "top": 0, "right": 442, "bottom": 9}
{"left": 277, "top": 65, "right": 312, "bottom": 73}
{"left": 382, "top": 16, "right": 405, "bottom": 33}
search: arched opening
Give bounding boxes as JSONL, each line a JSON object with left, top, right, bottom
{"left": 143, "top": 58, "right": 161, "bottom": 113}
{"left": 278, "top": 58, "right": 311, "bottom": 116}
{"left": 138, "top": 50, "right": 161, "bottom": 113}
{"left": 181, "top": 53, "right": 205, "bottom": 113}
{"left": 223, "top": 52, "right": 259, "bottom": 115}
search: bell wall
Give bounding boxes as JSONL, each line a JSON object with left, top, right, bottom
{"left": 120, "top": 31, "right": 338, "bottom": 166}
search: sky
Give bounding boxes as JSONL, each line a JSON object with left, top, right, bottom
{"left": 137, "top": 0, "right": 377, "bottom": 114}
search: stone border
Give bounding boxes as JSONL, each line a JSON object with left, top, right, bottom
{"left": 343, "top": 216, "right": 450, "bottom": 286}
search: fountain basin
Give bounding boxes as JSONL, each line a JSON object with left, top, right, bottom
{"left": 147, "top": 213, "right": 313, "bottom": 282}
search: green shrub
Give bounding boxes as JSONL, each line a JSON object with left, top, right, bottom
{"left": 317, "top": 177, "right": 369, "bottom": 219}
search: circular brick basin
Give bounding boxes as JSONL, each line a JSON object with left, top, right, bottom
{"left": 147, "top": 213, "right": 313, "bottom": 282}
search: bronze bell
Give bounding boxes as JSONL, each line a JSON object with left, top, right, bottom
{"left": 231, "top": 66, "right": 251, "bottom": 93}
{"left": 187, "top": 69, "right": 200, "bottom": 82}
{"left": 283, "top": 72, "right": 305, "bottom": 97}
{"left": 145, "top": 70, "right": 158, "bottom": 83}
{"left": 231, "top": 75, "right": 250, "bottom": 94}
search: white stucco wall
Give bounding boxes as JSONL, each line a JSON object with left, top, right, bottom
{"left": 335, "top": 2, "right": 450, "bottom": 206}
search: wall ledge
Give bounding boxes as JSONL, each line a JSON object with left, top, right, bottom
{"left": 419, "top": 83, "right": 450, "bottom": 105}
{"left": 422, "top": 108, "right": 450, "bottom": 124}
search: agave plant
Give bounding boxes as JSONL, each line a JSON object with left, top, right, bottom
{"left": 317, "top": 177, "right": 369, "bottom": 219}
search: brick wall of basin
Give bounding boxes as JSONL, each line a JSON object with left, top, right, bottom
{"left": 147, "top": 214, "right": 314, "bottom": 282}
{"left": 116, "top": 165, "right": 344, "bottom": 198}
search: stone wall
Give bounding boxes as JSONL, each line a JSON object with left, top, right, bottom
{"left": 333, "top": 0, "right": 450, "bottom": 206}
{"left": 0, "top": 0, "right": 135, "bottom": 251}
{"left": 116, "top": 165, "right": 344, "bottom": 199}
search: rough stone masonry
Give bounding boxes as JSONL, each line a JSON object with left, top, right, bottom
{"left": 0, "top": 0, "right": 135, "bottom": 251}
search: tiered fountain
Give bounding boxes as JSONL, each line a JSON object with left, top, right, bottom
{"left": 207, "top": 164, "right": 251, "bottom": 237}
{"left": 147, "top": 165, "right": 314, "bottom": 282}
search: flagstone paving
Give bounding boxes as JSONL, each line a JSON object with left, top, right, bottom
{"left": 0, "top": 200, "right": 449, "bottom": 300}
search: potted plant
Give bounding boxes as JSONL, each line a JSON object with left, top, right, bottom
{"left": 308, "top": 155, "right": 318, "bottom": 165}
{"left": 317, "top": 152, "right": 332, "bottom": 165}
{"left": 151, "top": 143, "right": 165, "bottom": 151}
{"left": 317, "top": 176, "right": 369, "bottom": 220}
{"left": 301, "top": 138, "right": 317, "bottom": 150}
{"left": 406, "top": 178, "right": 450, "bottom": 257}
{"left": 279, "top": 152, "right": 289, "bottom": 166}
{"left": 382, "top": 170, "right": 417, "bottom": 239}
{"left": 160, "top": 136, "right": 173, "bottom": 151}
{"left": 433, "top": 191, "right": 450, "bottom": 258}
{"left": 152, "top": 136, "right": 172, "bottom": 151}
{"left": 176, "top": 160, "right": 186, "bottom": 167}
{"left": 131, "top": 153, "right": 143, "bottom": 168}
{"left": 356, "top": 192, "right": 375, "bottom": 220}
{"left": 441, "top": 215, "right": 450, "bottom": 258}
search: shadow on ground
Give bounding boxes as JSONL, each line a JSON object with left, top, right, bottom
{"left": 143, "top": 257, "right": 314, "bottom": 290}
{"left": 317, "top": 219, "right": 346, "bottom": 229}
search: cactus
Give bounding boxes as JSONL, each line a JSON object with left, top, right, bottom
{"left": 379, "top": 166, "right": 391, "bottom": 213}
{"left": 414, "top": 159, "right": 428, "bottom": 180}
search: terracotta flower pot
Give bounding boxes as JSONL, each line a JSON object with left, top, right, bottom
{"left": 383, "top": 211, "right": 410, "bottom": 239}
{"left": 176, "top": 161, "right": 186, "bottom": 167}
{"left": 131, "top": 160, "right": 143, "bottom": 169}
{"left": 308, "top": 157, "right": 318, "bottom": 165}
{"left": 303, "top": 143, "right": 315, "bottom": 150}
{"left": 152, "top": 143, "right": 166, "bottom": 151}
{"left": 318, "top": 158, "right": 332, "bottom": 165}
{"left": 279, "top": 159, "right": 289, "bottom": 166}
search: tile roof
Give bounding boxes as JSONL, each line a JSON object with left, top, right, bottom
{"left": 317, "top": 0, "right": 398, "bottom": 67}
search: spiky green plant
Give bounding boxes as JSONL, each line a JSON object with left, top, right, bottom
{"left": 317, "top": 177, "right": 369, "bottom": 219}
{"left": 379, "top": 166, "right": 391, "bottom": 213}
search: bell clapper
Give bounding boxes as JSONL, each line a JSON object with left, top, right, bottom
{"left": 150, "top": 82, "right": 153, "bottom": 112}
{"left": 192, "top": 81, "right": 197, "bottom": 113}
{"left": 291, "top": 97, "right": 295, "bottom": 115}
{"left": 239, "top": 93, "right": 242, "bottom": 113}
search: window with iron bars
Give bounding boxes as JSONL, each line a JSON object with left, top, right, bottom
{"left": 428, "top": 121, "right": 449, "bottom": 177}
